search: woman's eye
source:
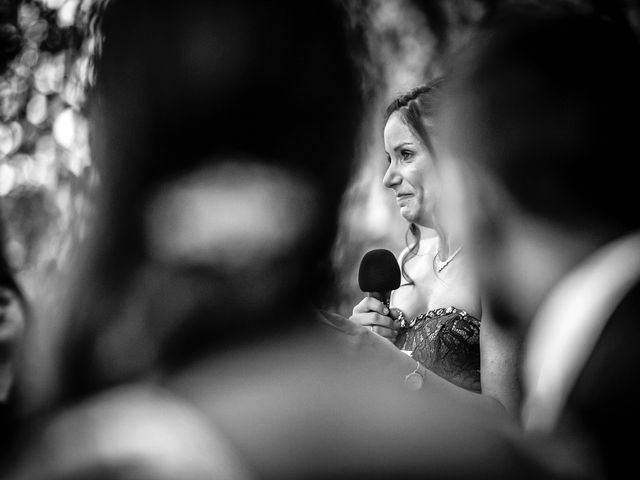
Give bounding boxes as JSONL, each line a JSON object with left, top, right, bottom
{"left": 401, "top": 150, "right": 413, "bottom": 160}
{"left": 385, "top": 154, "right": 391, "bottom": 164}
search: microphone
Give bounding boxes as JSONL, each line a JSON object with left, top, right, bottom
{"left": 358, "top": 249, "right": 401, "bottom": 307}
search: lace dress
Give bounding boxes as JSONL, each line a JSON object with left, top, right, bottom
{"left": 394, "top": 306, "right": 481, "bottom": 392}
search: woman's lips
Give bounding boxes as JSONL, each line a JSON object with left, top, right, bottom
{"left": 396, "top": 193, "right": 413, "bottom": 201}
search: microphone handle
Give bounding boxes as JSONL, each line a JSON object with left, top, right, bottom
{"left": 367, "top": 291, "right": 391, "bottom": 308}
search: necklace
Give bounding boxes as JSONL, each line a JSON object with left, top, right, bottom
{"left": 434, "top": 246, "right": 462, "bottom": 273}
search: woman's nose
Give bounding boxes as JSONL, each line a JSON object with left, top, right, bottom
{"left": 383, "top": 164, "right": 401, "bottom": 189}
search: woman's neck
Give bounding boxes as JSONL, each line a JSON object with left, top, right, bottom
{"left": 416, "top": 224, "right": 438, "bottom": 240}
{"left": 415, "top": 224, "right": 456, "bottom": 259}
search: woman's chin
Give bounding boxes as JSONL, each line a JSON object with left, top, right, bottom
{"left": 400, "top": 209, "right": 436, "bottom": 229}
{"left": 399, "top": 206, "right": 420, "bottom": 224}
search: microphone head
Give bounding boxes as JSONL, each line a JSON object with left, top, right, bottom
{"left": 358, "top": 248, "right": 401, "bottom": 293}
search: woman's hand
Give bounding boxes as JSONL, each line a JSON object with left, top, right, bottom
{"left": 349, "top": 297, "right": 398, "bottom": 342}
{"left": 319, "top": 310, "right": 408, "bottom": 368}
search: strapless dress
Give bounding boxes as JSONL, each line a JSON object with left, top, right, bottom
{"left": 395, "top": 306, "right": 481, "bottom": 392}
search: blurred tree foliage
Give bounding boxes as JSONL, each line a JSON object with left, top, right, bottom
{"left": 0, "top": 0, "right": 105, "bottom": 301}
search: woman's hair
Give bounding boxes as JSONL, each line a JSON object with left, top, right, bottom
{"left": 384, "top": 78, "right": 446, "bottom": 284}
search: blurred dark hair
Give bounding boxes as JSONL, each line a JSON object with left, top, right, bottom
{"left": 384, "top": 78, "right": 445, "bottom": 284}
{"left": 446, "top": 7, "right": 640, "bottom": 236}
{"left": 52, "top": 0, "right": 363, "bottom": 404}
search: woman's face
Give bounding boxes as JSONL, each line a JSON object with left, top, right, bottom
{"left": 383, "top": 111, "right": 438, "bottom": 226}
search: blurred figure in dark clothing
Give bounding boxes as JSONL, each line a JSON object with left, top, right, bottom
{"left": 4, "top": 1, "right": 553, "bottom": 479}
{"left": 0, "top": 214, "right": 27, "bottom": 412}
{"left": 439, "top": 8, "right": 640, "bottom": 479}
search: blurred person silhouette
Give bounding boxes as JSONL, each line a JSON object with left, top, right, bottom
{"left": 439, "top": 7, "right": 640, "bottom": 480}
{"left": 0, "top": 238, "right": 25, "bottom": 401}
{"left": 3, "top": 1, "right": 554, "bottom": 479}
{"left": 0, "top": 214, "right": 28, "bottom": 444}
{"left": 327, "top": 79, "right": 522, "bottom": 418}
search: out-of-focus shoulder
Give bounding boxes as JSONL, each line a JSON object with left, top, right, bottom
{"left": 7, "top": 383, "right": 255, "bottom": 480}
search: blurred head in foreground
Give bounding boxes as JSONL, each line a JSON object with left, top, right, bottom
{"left": 42, "top": 0, "right": 362, "bottom": 404}
{"left": 438, "top": 9, "right": 640, "bottom": 328}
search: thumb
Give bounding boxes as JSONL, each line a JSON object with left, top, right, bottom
{"left": 388, "top": 307, "right": 406, "bottom": 328}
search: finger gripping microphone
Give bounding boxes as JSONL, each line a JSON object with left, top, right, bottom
{"left": 358, "top": 249, "right": 401, "bottom": 307}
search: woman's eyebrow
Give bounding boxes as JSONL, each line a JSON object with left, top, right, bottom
{"left": 393, "top": 142, "right": 414, "bottom": 152}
